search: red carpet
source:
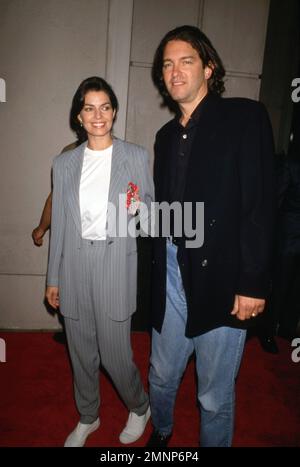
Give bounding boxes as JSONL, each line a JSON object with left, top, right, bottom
{"left": 0, "top": 331, "right": 299, "bottom": 447}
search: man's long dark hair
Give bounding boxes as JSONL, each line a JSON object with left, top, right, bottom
{"left": 70, "top": 76, "right": 119, "bottom": 143}
{"left": 152, "top": 25, "right": 226, "bottom": 111}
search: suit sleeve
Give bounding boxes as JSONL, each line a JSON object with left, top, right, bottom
{"left": 46, "top": 157, "right": 66, "bottom": 287}
{"left": 236, "top": 102, "right": 275, "bottom": 298}
{"left": 136, "top": 148, "right": 155, "bottom": 237}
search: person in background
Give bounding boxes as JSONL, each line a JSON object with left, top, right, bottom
{"left": 32, "top": 142, "right": 78, "bottom": 247}
{"left": 46, "top": 76, "right": 153, "bottom": 447}
{"left": 31, "top": 193, "right": 52, "bottom": 247}
{"left": 147, "top": 25, "right": 274, "bottom": 447}
{"left": 259, "top": 146, "right": 300, "bottom": 352}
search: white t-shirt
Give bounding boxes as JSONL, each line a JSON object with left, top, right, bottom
{"left": 79, "top": 145, "right": 112, "bottom": 240}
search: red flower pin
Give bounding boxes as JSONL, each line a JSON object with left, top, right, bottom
{"left": 126, "top": 182, "right": 140, "bottom": 215}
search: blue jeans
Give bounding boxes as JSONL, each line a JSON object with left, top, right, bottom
{"left": 149, "top": 240, "right": 246, "bottom": 447}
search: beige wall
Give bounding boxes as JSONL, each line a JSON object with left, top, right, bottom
{"left": 0, "top": 0, "right": 271, "bottom": 329}
{"left": 0, "top": 0, "right": 109, "bottom": 329}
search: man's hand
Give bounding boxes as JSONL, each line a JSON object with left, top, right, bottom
{"left": 46, "top": 286, "right": 59, "bottom": 309}
{"left": 231, "top": 295, "right": 265, "bottom": 321}
{"left": 32, "top": 226, "right": 46, "bottom": 246}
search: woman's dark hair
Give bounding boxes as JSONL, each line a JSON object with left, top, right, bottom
{"left": 70, "top": 76, "right": 119, "bottom": 143}
{"left": 152, "top": 25, "right": 226, "bottom": 111}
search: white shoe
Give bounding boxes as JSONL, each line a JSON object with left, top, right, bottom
{"left": 64, "top": 418, "right": 100, "bottom": 447}
{"left": 119, "top": 406, "right": 151, "bottom": 444}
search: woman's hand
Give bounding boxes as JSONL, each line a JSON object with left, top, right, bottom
{"left": 46, "top": 286, "right": 59, "bottom": 309}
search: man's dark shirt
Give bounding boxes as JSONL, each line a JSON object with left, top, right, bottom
{"left": 169, "top": 93, "right": 210, "bottom": 238}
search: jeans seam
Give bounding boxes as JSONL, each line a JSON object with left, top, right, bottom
{"left": 226, "top": 329, "right": 246, "bottom": 446}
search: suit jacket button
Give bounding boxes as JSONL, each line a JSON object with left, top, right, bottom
{"left": 201, "top": 259, "right": 208, "bottom": 267}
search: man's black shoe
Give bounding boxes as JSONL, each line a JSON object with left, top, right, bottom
{"left": 146, "top": 429, "right": 172, "bottom": 447}
{"left": 259, "top": 335, "right": 279, "bottom": 354}
{"left": 52, "top": 331, "right": 66, "bottom": 345}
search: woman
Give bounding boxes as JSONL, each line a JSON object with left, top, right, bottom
{"left": 46, "top": 77, "right": 153, "bottom": 447}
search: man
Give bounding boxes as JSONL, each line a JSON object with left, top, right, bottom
{"left": 260, "top": 153, "right": 300, "bottom": 352}
{"left": 147, "top": 25, "right": 275, "bottom": 447}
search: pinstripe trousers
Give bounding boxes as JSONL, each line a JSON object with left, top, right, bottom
{"left": 64, "top": 239, "right": 149, "bottom": 424}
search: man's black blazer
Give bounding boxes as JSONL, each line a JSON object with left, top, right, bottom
{"left": 151, "top": 93, "right": 275, "bottom": 337}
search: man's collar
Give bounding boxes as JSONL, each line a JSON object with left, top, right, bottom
{"left": 176, "top": 93, "right": 212, "bottom": 129}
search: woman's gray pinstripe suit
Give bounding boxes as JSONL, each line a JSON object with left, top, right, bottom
{"left": 47, "top": 138, "right": 154, "bottom": 423}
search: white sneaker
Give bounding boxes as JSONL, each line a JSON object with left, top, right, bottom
{"left": 119, "top": 406, "right": 151, "bottom": 444}
{"left": 64, "top": 418, "right": 100, "bottom": 447}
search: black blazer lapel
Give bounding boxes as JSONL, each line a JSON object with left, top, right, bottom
{"left": 154, "top": 121, "right": 176, "bottom": 203}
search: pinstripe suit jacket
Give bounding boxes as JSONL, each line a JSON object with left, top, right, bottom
{"left": 46, "top": 138, "right": 154, "bottom": 321}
